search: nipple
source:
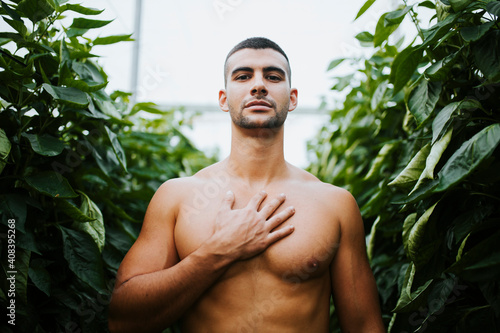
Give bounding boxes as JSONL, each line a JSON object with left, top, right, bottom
{"left": 305, "top": 258, "right": 319, "bottom": 273}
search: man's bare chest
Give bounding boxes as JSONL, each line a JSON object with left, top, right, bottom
{"left": 174, "top": 188, "right": 340, "bottom": 281}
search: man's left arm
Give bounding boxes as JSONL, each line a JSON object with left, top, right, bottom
{"left": 329, "top": 189, "right": 385, "bottom": 332}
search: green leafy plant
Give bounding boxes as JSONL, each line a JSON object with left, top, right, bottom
{"left": 0, "top": 1, "right": 214, "bottom": 332}
{"left": 309, "top": 0, "right": 500, "bottom": 331}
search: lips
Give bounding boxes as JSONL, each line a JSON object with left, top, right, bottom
{"left": 244, "top": 100, "right": 273, "bottom": 110}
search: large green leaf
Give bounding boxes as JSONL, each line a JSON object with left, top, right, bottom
{"left": 72, "top": 61, "right": 106, "bottom": 83}
{"left": 327, "top": 58, "right": 345, "bottom": 71}
{"left": 390, "top": 46, "right": 423, "bottom": 94}
{"left": 460, "top": 22, "right": 495, "bottom": 42}
{"left": 419, "top": 1, "right": 436, "bottom": 9}
{"left": 17, "top": 0, "right": 54, "bottom": 23}
{"left": 374, "top": 12, "right": 400, "bottom": 47}
{"left": 64, "top": 78, "right": 108, "bottom": 93}
{"left": 42, "top": 83, "right": 88, "bottom": 108}
{"left": 364, "top": 141, "right": 399, "bottom": 180}
{"left": 21, "top": 133, "right": 64, "bottom": 156}
{"left": 421, "top": 12, "right": 460, "bottom": 48}
{"left": 436, "top": 124, "right": 500, "bottom": 192}
{"left": 105, "top": 125, "right": 127, "bottom": 172}
{"left": 92, "top": 91, "right": 122, "bottom": 119}
{"left": 449, "top": 0, "right": 472, "bottom": 11}
{"left": 1, "top": 1, "right": 22, "bottom": 21}
{"left": 393, "top": 262, "right": 434, "bottom": 312}
{"left": 56, "top": 198, "right": 95, "bottom": 223}
{"left": 57, "top": 3, "right": 104, "bottom": 15}
{"left": 395, "top": 178, "right": 439, "bottom": 204}
{"left": 72, "top": 191, "right": 105, "bottom": 252}
{"left": 402, "top": 213, "right": 417, "bottom": 250}
{"left": 432, "top": 99, "right": 481, "bottom": 144}
{"left": 25, "top": 171, "right": 78, "bottom": 198}
{"left": 83, "top": 98, "right": 110, "bottom": 119}
{"left": 66, "top": 28, "right": 89, "bottom": 38}
{"left": 102, "top": 197, "right": 137, "bottom": 223}
{"left": 486, "top": 1, "right": 500, "bottom": 17}
{"left": 431, "top": 102, "right": 459, "bottom": 144}
{"left": 388, "top": 143, "right": 431, "bottom": 187}
{"left": 93, "top": 34, "right": 134, "bottom": 46}
{"left": 59, "top": 40, "right": 71, "bottom": 67}
{"left": 70, "top": 17, "right": 113, "bottom": 29}
{"left": 130, "top": 102, "right": 171, "bottom": 116}
{"left": 420, "top": 128, "right": 453, "bottom": 180}
{"left": 473, "top": 30, "right": 500, "bottom": 82}
{"left": 367, "top": 216, "right": 381, "bottom": 261}
{"left": 355, "top": 0, "right": 377, "bottom": 20}
{"left": 3, "top": 17, "right": 28, "bottom": 35}
{"left": 370, "top": 79, "right": 388, "bottom": 111}
{"left": 355, "top": 31, "right": 374, "bottom": 44}
{"left": 0, "top": 128, "right": 11, "bottom": 174}
{"left": 384, "top": 5, "right": 413, "bottom": 25}
{"left": 408, "top": 80, "right": 442, "bottom": 126}
{"left": 69, "top": 50, "right": 99, "bottom": 60}
{"left": 403, "top": 202, "right": 439, "bottom": 263}
{"left": 425, "top": 50, "right": 460, "bottom": 81}
{"left": 59, "top": 226, "right": 106, "bottom": 292}
{"left": 410, "top": 128, "right": 453, "bottom": 194}
{"left": 85, "top": 141, "right": 120, "bottom": 176}
{"left": 421, "top": 276, "right": 457, "bottom": 328}
{"left": 456, "top": 233, "right": 471, "bottom": 262}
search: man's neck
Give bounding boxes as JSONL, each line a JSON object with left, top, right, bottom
{"left": 224, "top": 125, "right": 289, "bottom": 187}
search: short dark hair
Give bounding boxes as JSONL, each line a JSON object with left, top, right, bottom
{"left": 224, "top": 37, "right": 291, "bottom": 86}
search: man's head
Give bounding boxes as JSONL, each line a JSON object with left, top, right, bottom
{"left": 219, "top": 37, "right": 298, "bottom": 130}
{"left": 224, "top": 37, "right": 292, "bottom": 87}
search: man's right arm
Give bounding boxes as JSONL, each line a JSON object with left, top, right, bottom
{"left": 108, "top": 180, "right": 295, "bottom": 333}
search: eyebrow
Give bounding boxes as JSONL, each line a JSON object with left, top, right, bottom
{"left": 231, "top": 66, "right": 287, "bottom": 78}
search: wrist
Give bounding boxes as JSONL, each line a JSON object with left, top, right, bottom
{"left": 198, "top": 235, "right": 238, "bottom": 268}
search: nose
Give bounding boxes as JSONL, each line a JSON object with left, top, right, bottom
{"left": 251, "top": 76, "right": 267, "bottom": 96}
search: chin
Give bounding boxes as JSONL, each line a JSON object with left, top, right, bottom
{"left": 238, "top": 121, "right": 284, "bottom": 130}
{"left": 231, "top": 111, "right": 287, "bottom": 129}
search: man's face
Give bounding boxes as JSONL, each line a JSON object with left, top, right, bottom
{"left": 219, "top": 48, "right": 298, "bottom": 129}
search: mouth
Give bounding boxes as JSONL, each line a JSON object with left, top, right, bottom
{"left": 244, "top": 100, "right": 273, "bottom": 111}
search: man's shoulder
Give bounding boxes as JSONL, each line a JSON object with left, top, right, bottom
{"left": 297, "top": 176, "right": 361, "bottom": 228}
{"left": 289, "top": 164, "right": 353, "bottom": 200}
{"left": 157, "top": 162, "right": 228, "bottom": 193}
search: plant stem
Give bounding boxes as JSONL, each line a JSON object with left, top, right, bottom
{"left": 403, "top": 0, "right": 425, "bottom": 42}
{"left": 35, "top": 13, "right": 60, "bottom": 44}
{"left": 470, "top": 192, "right": 500, "bottom": 202}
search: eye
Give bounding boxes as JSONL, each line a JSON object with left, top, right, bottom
{"left": 235, "top": 74, "right": 250, "bottom": 80}
{"left": 267, "top": 75, "right": 282, "bottom": 82}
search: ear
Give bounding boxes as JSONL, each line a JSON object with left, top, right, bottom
{"left": 288, "top": 88, "right": 298, "bottom": 112}
{"left": 219, "top": 89, "right": 229, "bottom": 112}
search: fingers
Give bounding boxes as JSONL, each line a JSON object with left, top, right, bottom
{"left": 221, "top": 190, "right": 235, "bottom": 211}
{"left": 267, "top": 224, "right": 295, "bottom": 244}
{"left": 266, "top": 205, "right": 295, "bottom": 231}
{"left": 247, "top": 190, "right": 268, "bottom": 210}
{"left": 259, "top": 193, "right": 286, "bottom": 218}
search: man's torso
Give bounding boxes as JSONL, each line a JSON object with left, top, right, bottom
{"left": 172, "top": 164, "right": 342, "bottom": 332}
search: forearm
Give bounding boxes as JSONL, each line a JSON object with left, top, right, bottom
{"left": 108, "top": 244, "right": 233, "bottom": 333}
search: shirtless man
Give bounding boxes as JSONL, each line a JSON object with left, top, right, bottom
{"left": 108, "top": 37, "right": 384, "bottom": 333}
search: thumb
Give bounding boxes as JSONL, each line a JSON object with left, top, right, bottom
{"left": 221, "top": 190, "right": 235, "bottom": 210}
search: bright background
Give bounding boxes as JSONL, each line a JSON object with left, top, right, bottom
{"left": 6, "top": 0, "right": 405, "bottom": 166}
